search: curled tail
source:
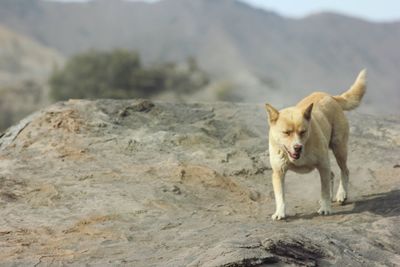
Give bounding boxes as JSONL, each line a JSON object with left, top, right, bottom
{"left": 333, "top": 69, "right": 367, "bottom": 111}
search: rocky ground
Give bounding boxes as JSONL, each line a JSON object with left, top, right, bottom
{"left": 0, "top": 99, "right": 399, "bottom": 266}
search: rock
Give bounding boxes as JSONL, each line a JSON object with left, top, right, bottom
{"left": 118, "top": 99, "right": 155, "bottom": 117}
{"left": 188, "top": 237, "right": 278, "bottom": 267}
{"left": 248, "top": 190, "right": 261, "bottom": 202}
{"left": 0, "top": 99, "right": 399, "bottom": 266}
{"left": 262, "top": 235, "right": 325, "bottom": 267}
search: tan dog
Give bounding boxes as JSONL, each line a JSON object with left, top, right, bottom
{"left": 265, "top": 70, "right": 366, "bottom": 220}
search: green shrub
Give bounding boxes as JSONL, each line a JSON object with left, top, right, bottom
{"left": 49, "top": 49, "right": 208, "bottom": 101}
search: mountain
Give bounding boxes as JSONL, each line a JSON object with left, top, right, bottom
{"left": 0, "top": 99, "right": 399, "bottom": 265}
{"left": 0, "top": 24, "right": 63, "bottom": 85}
{"left": 0, "top": 0, "right": 398, "bottom": 114}
{"left": 0, "top": 24, "right": 64, "bottom": 130}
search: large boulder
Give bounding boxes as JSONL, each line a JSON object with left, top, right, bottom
{"left": 0, "top": 99, "right": 399, "bottom": 266}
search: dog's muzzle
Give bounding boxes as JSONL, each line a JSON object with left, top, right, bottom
{"left": 285, "top": 145, "right": 302, "bottom": 160}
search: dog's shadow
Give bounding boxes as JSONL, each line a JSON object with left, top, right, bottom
{"left": 291, "top": 190, "right": 400, "bottom": 221}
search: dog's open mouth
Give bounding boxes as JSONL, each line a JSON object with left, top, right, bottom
{"left": 289, "top": 151, "right": 301, "bottom": 160}
{"left": 284, "top": 146, "right": 301, "bottom": 160}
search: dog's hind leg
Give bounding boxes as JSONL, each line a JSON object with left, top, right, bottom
{"left": 332, "top": 143, "right": 349, "bottom": 204}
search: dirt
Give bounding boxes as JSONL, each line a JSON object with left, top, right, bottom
{"left": 0, "top": 99, "right": 399, "bottom": 266}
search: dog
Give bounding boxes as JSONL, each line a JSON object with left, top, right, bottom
{"left": 265, "top": 70, "right": 366, "bottom": 220}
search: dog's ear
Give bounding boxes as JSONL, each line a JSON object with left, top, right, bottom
{"left": 303, "top": 103, "right": 314, "bottom": 121}
{"left": 265, "top": 103, "right": 279, "bottom": 124}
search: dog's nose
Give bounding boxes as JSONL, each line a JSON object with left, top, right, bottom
{"left": 293, "top": 144, "right": 303, "bottom": 152}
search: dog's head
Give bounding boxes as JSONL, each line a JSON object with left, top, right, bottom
{"left": 265, "top": 103, "right": 313, "bottom": 161}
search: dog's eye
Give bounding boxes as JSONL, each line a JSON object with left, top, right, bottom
{"left": 282, "top": 131, "right": 291, "bottom": 136}
{"left": 299, "top": 130, "right": 307, "bottom": 136}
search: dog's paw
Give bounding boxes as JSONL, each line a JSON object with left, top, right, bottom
{"left": 336, "top": 190, "right": 347, "bottom": 205}
{"left": 317, "top": 205, "right": 332, "bottom": 216}
{"left": 271, "top": 211, "right": 286, "bottom": 221}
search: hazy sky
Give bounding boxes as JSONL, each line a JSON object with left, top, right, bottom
{"left": 244, "top": 0, "right": 400, "bottom": 22}
{"left": 51, "top": 0, "right": 400, "bottom": 22}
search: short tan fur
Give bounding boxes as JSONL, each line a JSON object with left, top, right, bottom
{"left": 265, "top": 70, "right": 366, "bottom": 220}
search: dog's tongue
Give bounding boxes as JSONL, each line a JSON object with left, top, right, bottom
{"left": 290, "top": 151, "right": 300, "bottom": 160}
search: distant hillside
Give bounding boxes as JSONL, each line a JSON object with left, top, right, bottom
{"left": 0, "top": 0, "right": 399, "bottom": 114}
{"left": 0, "top": 24, "right": 64, "bottom": 130}
{"left": 0, "top": 24, "right": 63, "bottom": 85}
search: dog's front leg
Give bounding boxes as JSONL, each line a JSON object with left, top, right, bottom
{"left": 317, "top": 166, "right": 332, "bottom": 215}
{"left": 271, "top": 169, "right": 286, "bottom": 220}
